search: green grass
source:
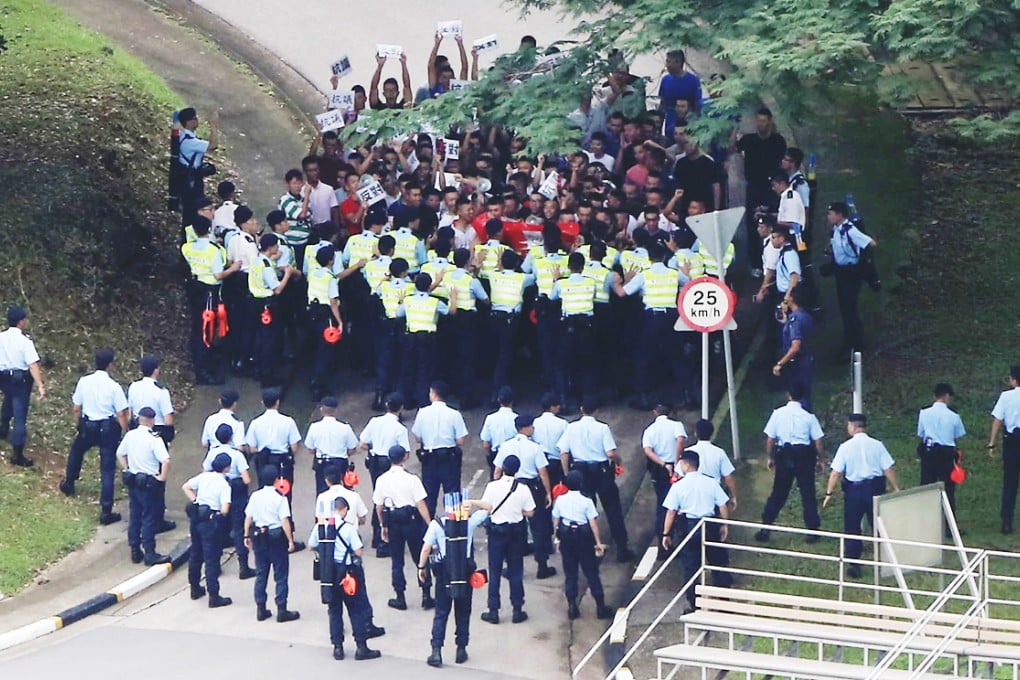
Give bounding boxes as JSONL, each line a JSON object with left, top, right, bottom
{"left": 0, "top": 0, "right": 193, "bottom": 594}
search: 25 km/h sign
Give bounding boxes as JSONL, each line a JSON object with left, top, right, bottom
{"left": 677, "top": 276, "right": 737, "bottom": 333}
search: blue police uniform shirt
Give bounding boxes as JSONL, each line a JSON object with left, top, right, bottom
{"left": 359, "top": 412, "right": 410, "bottom": 457}
{"left": 480, "top": 407, "right": 518, "bottom": 452}
{"left": 775, "top": 246, "right": 801, "bottom": 294}
{"left": 991, "top": 387, "right": 1020, "bottom": 431}
{"left": 202, "top": 443, "right": 249, "bottom": 480}
{"left": 423, "top": 511, "right": 487, "bottom": 560}
{"left": 549, "top": 273, "right": 595, "bottom": 316}
{"left": 763, "top": 401, "right": 824, "bottom": 446}
{"left": 782, "top": 308, "right": 814, "bottom": 356}
{"left": 495, "top": 434, "right": 548, "bottom": 479}
{"left": 662, "top": 470, "right": 729, "bottom": 518}
{"left": 0, "top": 327, "right": 39, "bottom": 370}
{"left": 178, "top": 128, "right": 209, "bottom": 168}
{"left": 201, "top": 408, "right": 245, "bottom": 449}
{"left": 642, "top": 415, "right": 687, "bottom": 464}
{"left": 72, "top": 370, "right": 128, "bottom": 420}
{"left": 333, "top": 521, "right": 363, "bottom": 565}
{"left": 246, "top": 408, "right": 301, "bottom": 454}
{"left": 534, "top": 411, "right": 569, "bottom": 462}
{"left": 552, "top": 490, "right": 599, "bottom": 525}
{"left": 412, "top": 401, "right": 468, "bottom": 449}
{"left": 686, "top": 440, "right": 735, "bottom": 482}
{"left": 127, "top": 377, "right": 174, "bottom": 425}
{"left": 557, "top": 416, "right": 616, "bottom": 463}
{"left": 185, "top": 471, "right": 232, "bottom": 509}
{"left": 830, "top": 432, "right": 894, "bottom": 482}
{"left": 245, "top": 486, "right": 291, "bottom": 528}
{"left": 305, "top": 416, "right": 358, "bottom": 460}
{"left": 830, "top": 220, "right": 872, "bottom": 266}
{"left": 916, "top": 401, "right": 966, "bottom": 447}
{"left": 117, "top": 426, "right": 169, "bottom": 476}
{"left": 313, "top": 485, "right": 368, "bottom": 524}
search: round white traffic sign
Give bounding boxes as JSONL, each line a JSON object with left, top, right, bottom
{"left": 677, "top": 276, "right": 736, "bottom": 333}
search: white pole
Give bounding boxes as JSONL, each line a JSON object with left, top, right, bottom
{"left": 701, "top": 332, "right": 710, "bottom": 419}
{"left": 852, "top": 351, "right": 863, "bottom": 412}
{"left": 722, "top": 328, "right": 740, "bottom": 459}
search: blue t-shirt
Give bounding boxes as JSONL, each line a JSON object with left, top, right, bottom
{"left": 659, "top": 72, "right": 702, "bottom": 134}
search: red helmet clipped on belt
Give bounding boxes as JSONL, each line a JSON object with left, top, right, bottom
{"left": 615, "top": 464, "right": 624, "bottom": 477}
{"left": 273, "top": 477, "right": 291, "bottom": 496}
{"left": 216, "top": 302, "right": 229, "bottom": 338}
{"left": 341, "top": 571, "right": 358, "bottom": 596}
{"left": 323, "top": 325, "right": 342, "bottom": 344}
{"left": 201, "top": 308, "right": 217, "bottom": 347}
{"left": 529, "top": 308, "right": 538, "bottom": 325}
{"left": 469, "top": 569, "right": 488, "bottom": 589}
{"left": 343, "top": 467, "right": 360, "bottom": 488}
{"left": 260, "top": 306, "right": 273, "bottom": 326}
{"left": 551, "top": 482, "right": 568, "bottom": 501}
{"left": 950, "top": 449, "right": 966, "bottom": 484}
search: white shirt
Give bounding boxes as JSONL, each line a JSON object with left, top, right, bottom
{"left": 305, "top": 416, "right": 358, "bottom": 460}
{"left": 552, "top": 490, "right": 599, "bottom": 524}
{"left": 412, "top": 401, "right": 468, "bottom": 450}
{"left": 831, "top": 432, "right": 895, "bottom": 482}
{"left": 72, "top": 370, "right": 128, "bottom": 420}
{"left": 495, "top": 434, "right": 548, "bottom": 479}
{"left": 201, "top": 408, "right": 245, "bottom": 449}
{"left": 246, "top": 409, "right": 301, "bottom": 454}
{"left": 245, "top": 486, "right": 291, "bottom": 528}
{"left": 359, "top": 412, "right": 410, "bottom": 457}
{"left": 314, "top": 485, "right": 369, "bottom": 525}
{"left": 372, "top": 465, "right": 427, "bottom": 509}
{"left": 117, "top": 426, "right": 169, "bottom": 476}
{"left": 583, "top": 150, "right": 615, "bottom": 173}
{"left": 642, "top": 415, "right": 687, "bottom": 465}
{"left": 992, "top": 387, "right": 1020, "bottom": 431}
{"left": 777, "top": 189, "right": 806, "bottom": 228}
{"left": 127, "top": 377, "right": 173, "bottom": 425}
{"left": 480, "top": 477, "right": 535, "bottom": 524}
{"left": 533, "top": 411, "right": 568, "bottom": 461}
{"left": 763, "top": 401, "right": 824, "bottom": 446}
{"left": 762, "top": 238, "right": 782, "bottom": 272}
{"left": 686, "top": 440, "right": 735, "bottom": 482}
{"left": 186, "top": 471, "right": 232, "bottom": 509}
{"left": 228, "top": 232, "right": 259, "bottom": 271}
{"left": 0, "top": 327, "right": 39, "bottom": 370}
{"left": 306, "top": 181, "right": 339, "bottom": 224}
{"left": 917, "top": 401, "right": 966, "bottom": 447}
{"left": 213, "top": 200, "right": 238, "bottom": 235}
{"left": 480, "top": 407, "right": 518, "bottom": 452}
{"left": 557, "top": 415, "right": 616, "bottom": 463}
{"left": 201, "top": 443, "right": 250, "bottom": 481}
{"left": 662, "top": 470, "right": 729, "bottom": 518}
{"left": 452, "top": 224, "right": 478, "bottom": 250}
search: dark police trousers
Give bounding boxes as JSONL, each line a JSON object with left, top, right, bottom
{"left": 420, "top": 446, "right": 462, "bottom": 519}
{"left": 919, "top": 443, "right": 957, "bottom": 514}
{"left": 256, "top": 450, "right": 295, "bottom": 506}
{"left": 431, "top": 559, "right": 473, "bottom": 648}
{"left": 1002, "top": 431, "right": 1020, "bottom": 524}
{"left": 675, "top": 516, "right": 731, "bottom": 606}
{"left": 402, "top": 331, "right": 438, "bottom": 409}
{"left": 521, "top": 478, "right": 553, "bottom": 563}
{"left": 487, "top": 520, "right": 526, "bottom": 611}
{"left": 636, "top": 309, "right": 689, "bottom": 396}
{"left": 307, "top": 303, "right": 338, "bottom": 395}
{"left": 489, "top": 311, "right": 519, "bottom": 394}
{"left": 229, "top": 478, "right": 249, "bottom": 562}
{"left": 535, "top": 297, "right": 562, "bottom": 389}
{"left": 314, "top": 456, "right": 348, "bottom": 496}
{"left": 572, "top": 461, "right": 629, "bottom": 550}
{"left": 449, "top": 310, "right": 478, "bottom": 403}
{"left": 375, "top": 317, "right": 404, "bottom": 398}
{"left": 186, "top": 281, "right": 222, "bottom": 379}
{"left": 834, "top": 265, "right": 864, "bottom": 351}
{"left": 251, "top": 296, "right": 282, "bottom": 388}
{"left": 842, "top": 476, "right": 886, "bottom": 559}
{"left": 252, "top": 527, "right": 290, "bottom": 607}
{"left": 761, "top": 444, "right": 821, "bottom": 529}
{"left": 0, "top": 369, "right": 32, "bottom": 446}
{"left": 784, "top": 355, "right": 815, "bottom": 414}
{"left": 127, "top": 475, "right": 161, "bottom": 551}
{"left": 557, "top": 523, "right": 604, "bottom": 604}
{"left": 366, "top": 455, "right": 391, "bottom": 548}
{"left": 557, "top": 315, "right": 595, "bottom": 404}
{"left": 386, "top": 508, "right": 431, "bottom": 596}
{"left": 328, "top": 564, "right": 372, "bottom": 645}
{"left": 66, "top": 417, "right": 121, "bottom": 512}
{"left": 649, "top": 461, "right": 673, "bottom": 537}
{"left": 189, "top": 508, "right": 226, "bottom": 596}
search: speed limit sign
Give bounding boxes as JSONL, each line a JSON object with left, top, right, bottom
{"left": 677, "top": 276, "right": 736, "bottom": 333}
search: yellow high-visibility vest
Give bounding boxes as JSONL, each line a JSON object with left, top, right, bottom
{"left": 560, "top": 276, "right": 596, "bottom": 316}
{"left": 421, "top": 260, "right": 451, "bottom": 299}
{"left": 392, "top": 230, "right": 420, "bottom": 269}
{"left": 404, "top": 294, "right": 440, "bottom": 333}
{"left": 248, "top": 256, "right": 274, "bottom": 299}
{"left": 577, "top": 244, "right": 618, "bottom": 269}
{"left": 181, "top": 241, "right": 224, "bottom": 285}
{"left": 347, "top": 233, "right": 378, "bottom": 264}
{"left": 489, "top": 271, "right": 526, "bottom": 309}
{"left": 377, "top": 280, "right": 405, "bottom": 319}
{"left": 691, "top": 243, "right": 735, "bottom": 278}
{"left": 582, "top": 263, "right": 611, "bottom": 304}
{"left": 306, "top": 266, "right": 335, "bottom": 305}
{"left": 445, "top": 270, "right": 476, "bottom": 311}
{"left": 620, "top": 249, "right": 651, "bottom": 272}
{"left": 476, "top": 242, "right": 507, "bottom": 279}
{"left": 643, "top": 267, "right": 679, "bottom": 310}
{"left": 534, "top": 252, "right": 566, "bottom": 296}
{"left": 364, "top": 258, "right": 390, "bottom": 292}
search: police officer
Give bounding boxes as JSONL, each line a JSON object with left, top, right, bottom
{"left": 661, "top": 450, "right": 732, "bottom": 607}
{"left": 772, "top": 286, "right": 815, "bottom": 412}
{"left": 307, "top": 245, "right": 343, "bottom": 401}
{"left": 917, "top": 383, "right": 966, "bottom": 516}
{"left": 359, "top": 393, "right": 410, "bottom": 554}
{"left": 183, "top": 452, "right": 233, "bottom": 606}
{"left": 400, "top": 273, "right": 457, "bottom": 408}
{"left": 413, "top": 381, "right": 469, "bottom": 517}
{"left": 61, "top": 348, "right": 130, "bottom": 525}
{"left": 686, "top": 419, "right": 738, "bottom": 509}
{"left": 419, "top": 498, "right": 489, "bottom": 667}
{"left": 176, "top": 107, "right": 218, "bottom": 230}
{"left": 755, "top": 385, "right": 825, "bottom": 542}
{"left": 827, "top": 202, "right": 876, "bottom": 355}
{"left": 557, "top": 396, "right": 634, "bottom": 562}
{"left": 479, "top": 455, "right": 536, "bottom": 625}
{"left": 341, "top": 209, "right": 385, "bottom": 373}
{"left": 246, "top": 388, "right": 301, "bottom": 506}
{"left": 243, "top": 465, "right": 301, "bottom": 622}
{"left": 249, "top": 232, "right": 299, "bottom": 389}
{"left": 522, "top": 224, "right": 568, "bottom": 388}
{"left": 305, "top": 396, "right": 359, "bottom": 495}
{"left": 313, "top": 496, "right": 382, "bottom": 661}
{"left": 480, "top": 386, "right": 518, "bottom": 479}
{"left": 488, "top": 250, "right": 533, "bottom": 400}
{"left": 0, "top": 306, "right": 46, "bottom": 467}
{"left": 534, "top": 392, "right": 568, "bottom": 490}
{"left": 771, "top": 225, "right": 801, "bottom": 302}
{"left": 117, "top": 407, "right": 171, "bottom": 565}
{"left": 824, "top": 414, "right": 900, "bottom": 577}
{"left": 445, "top": 248, "right": 489, "bottom": 408}
{"left": 373, "top": 259, "right": 411, "bottom": 409}
{"left": 202, "top": 423, "right": 254, "bottom": 579}
{"left": 553, "top": 469, "right": 611, "bottom": 620}
{"left": 641, "top": 402, "right": 688, "bottom": 542}
{"left": 496, "top": 414, "right": 557, "bottom": 579}
{"left": 181, "top": 216, "right": 239, "bottom": 385}
{"left": 200, "top": 389, "right": 245, "bottom": 451}
{"left": 372, "top": 445, "right": 434, "bottom": 611}
{"left": 128, "top": 355, "right": 176, "bottom": 533}
{"left": 988, "top": 366, "right": 1020, "bottom": 534}
{"left": 582, "top": 241, "right": 615, "bottom": 372}
{"left": 549, "top": 252, "right": 597, "bottom": 408}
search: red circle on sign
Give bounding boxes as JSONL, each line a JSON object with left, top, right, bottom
{"left": 677, "top": 276, "right": 736, "bottom": 333}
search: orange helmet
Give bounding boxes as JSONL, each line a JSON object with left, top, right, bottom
{"left": 551, "top": 482, "right": 568, "bottom": 501}
{"left": 260, "top": 307, "right": 273, "bottom": 325}
{"left": 323, "top": 326, "right": 342, "bottom": 344}
{"left": 341, "top": 572, "right": 357, "bottom": 596}
{"left": 273, "top": 477, "right": 291, "bottom": 495}
{"left": 469, "top": 570, "right": 488, "bottom": 588}
{"left": 950, "top": 463, "right": 966, "bottom": 485}
{"left": 343, "top": 468, "right": 360, "bottom": 488}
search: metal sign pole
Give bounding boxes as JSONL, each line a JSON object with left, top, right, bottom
{"left": 701, "top": 332, "right": 710, "bottom": 419}
{"left": 722, "top": 328, "right": 740, "bottom": 460}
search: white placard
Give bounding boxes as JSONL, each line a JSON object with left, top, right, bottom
{"left": 437, "top": 20, "right": 463, "bottom": 37}
{"left": 443, "top": 139, "right": 460, "bottom": 160}
{"left": 376, "top": 44, "right": 404, "bottom": 59}
{"left": 315, "top": 109, "right": 346, "bottom": 132}
{"left": 448, "top": 79, "right": 472, "bottom": 92}
{"left": 355, "top": 180, "right": 387, "bottom": 206}
{"left": 536, "top": 52, "right": 568, "bottom": 69}
{"left": 330, "top": 55, "right": 352, "bottom": 78}
{"left": 472, "top": 34, "right": 498, "bottom": 53}
{"left": 327, "top": 89, "right": 355, "bottom": 111}
{"left": 538, "top": 170, "right": 559, "bottom": 200}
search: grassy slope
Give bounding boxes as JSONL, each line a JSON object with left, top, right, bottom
{"left": 0, "top": 0, "right": 192, "bottom": 595}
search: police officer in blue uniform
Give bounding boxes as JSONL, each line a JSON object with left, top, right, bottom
{"left": 176, "top": 107, "right": 218, "bottom": 230}
{"left": 917, "top": 383, "right": 965, "bottom": 516}
{"left": 662, "top": 451, "right": 732, "bottom": 608}
{"left": 756, "top": 385, "right": 825, "bottom": 542}
{"left": 824, "top": 414, "right": 900, "bottom": 577}
{"left": 552, "top": 470, "right": 612, "bottom": 620}
{"left": 61, "top": 348, "right": 130, "bottom": 525}
{"left": 203, "top": 423, "right": 255, "bottom": 579}
{"left": 772, "top": 287, "right": 815, "bottom": 412}
{"left": 412, "top": 381, "right": 469, "bottom": 517}
{"left": 244, "top": 465, "right": 301, "bottom": 622}
{"left": 641, "top": 402, "right": 687, "bottom": 542}
{"left": 988, "top": 366, "right": 1020, "bottom": 534}
{"left": 183, "top": 452, "right": 233, "bottom": 606}
{"left": 127, "top": 355, "right": 177, "bottom": 534}
{"left": 0, "top": 306, "right": 46, "bottom": 468}
{"left": 117, "top": 407, "right": 171, "bottom": 565}
{"left": 359, "top": 393, "right": 409, "bottom": 554}
{"left": 826, "top": 202, "right": 876, "bottom": 355}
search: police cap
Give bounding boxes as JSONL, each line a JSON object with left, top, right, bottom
{"left": 501, "top": 454, "right": 521, "bottom": 476}
{"left": 258, "top": 465, "right": 279, "bottom": 487}
{"left": 178, "top": 107, "right": 198, "bottom": 124}
{"left": 321, "top": 395, "right": 339, "bottom": 408}
{"left": 137, "top": 406, "right": 156, "bottom": 419}
{"left": 212, "top": 452, "right": 233, "bottom": 473}
{"left": 233, "top": 205, "right": 254, "bottom": 225}
{"left": 258, "top": 232, "right": 279, "bottom": 251}
{"left": 514, "top": 414, "right": 534, "bottom": 430}
{"left": 388, "top": 445, "right": 409, "bottom": 463}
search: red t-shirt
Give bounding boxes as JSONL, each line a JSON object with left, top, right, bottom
{"left": 340, "top": 197, "right": 362, "bottom": 235}
{"left": 502, "top": 220, "right": 580, "bottom": 255}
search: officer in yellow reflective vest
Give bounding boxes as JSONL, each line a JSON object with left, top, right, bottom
{"left": 522, "top": 225, "right": 568, "bottom": 390}
{"left": 181, "top": 216, "right": 239, "bottom": 385}
{"left": 689, "top": 240, "right": 735, "bottom": 280}
{"left": 373, "top": 258, "right": 411, "bottom": 410}
{"left": 249, "top": 232, "right": 298, "bottom": 388}
{"left": 392, "top": 220, "right": 426, "bottom": 274}
{"left": 613, "top": 245, "right": 696, "bottom": 411}
{"left": 306, "top": 245, "right": 342, "bottom": 401}
{"left": 475, "top": 219, "right": 508, "bottom": 294}
{"left": 582, "top": 241, "right": 615, "bottom": 369}
{"left": 398, "top": 273, "right": 458, "bottom": 409}
{"left": 444, "top": 249, "right": 489, "bottom": 410}
{"left": 342, "top": 209, "right": 385, "bottom": 376}
{"left": 488, "top": 250, "right": 535, "bottom": 404}
{"left": 549, "top": 253, "right": 597, "bottom": 410}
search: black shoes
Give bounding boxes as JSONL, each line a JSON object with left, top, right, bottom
{"left": 156, "top": 520, "right": 177, "bottom": 534}
{"left": 754, "top": 528, "right": 771, "bottom": 542}
{"left": 100, "top": 511, "right": 122, "bottom": 525}
{"left": 355, "top": 643, "right": 381, "bottom": 660}
{"left": 143, "top": 551, "right": 169, "bottom": 566}
{"left": 536, "top": 564, "right": 557, "bottom": 579}
{"left": 131, "top": 547, "right": 144, "bottom": 564}
{"left": 595, "top": 604, "right": 614, "bottom": 620}
{"left": 257, "top": 605, "right": 272, "bottom": 621}
{"left": 616, "top": 548, "right": 636, "bottom": 563}
{"left": 388, "top": 593, "right": 407, "bottom": 610}
{"left": 1003, "top": 521, "right": 1014, "bottom": 535}
{"left": 567, "top": 601, "right": 580, "bottom": 619}
{"left": 190, "top": 586, "right": 206, "bottom": 600}
{"left": 209, "top": 595, "right": 233, "bottom": 608}
{"left": 11, "top": 447, "right": 34, "bottom": 467}
{"left": 512, "top": 608, "right": 528, "bottom": 624}
{"left": 480, "top": 610, "right": 499, "bottom": 624}
{"left": 847, "top": 564, "right": 863, "bottom": 578}
{"left": 427, "top": 646, "right": 443, "bottom": 667}
{"left": 59, "top": 479, "right": 75, "bottom": 496}
{"left": 365, "top": 623, "right": 386, "bottom": 639}
{"left": 455, "top": 646, "right": 468, "bottom": 664}
{"left": 333, "top": 645, "right": 345, "bottom": 661}
{"left": 422, "top": 594, "right": 436, "bottom": 610}
{"left": 239, "top": 563, "right": 256, "bottom": 580}
{"left": 277, "top": 609, "right": 300, "bottom": 623}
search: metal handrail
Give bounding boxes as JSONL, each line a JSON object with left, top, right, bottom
{"left": 909, "top": 596, "right": 984, "bottom": 677}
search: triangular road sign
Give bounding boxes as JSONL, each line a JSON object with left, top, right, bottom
{"left": 685, "top": 206, "right": 745, "bottom": 260}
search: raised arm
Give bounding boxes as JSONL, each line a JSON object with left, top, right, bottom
{"left": 428, "top": 33, "right": 443, "bottom": 89}
{"left": 369, "top": 54, "right": 386, "bottom": 109}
